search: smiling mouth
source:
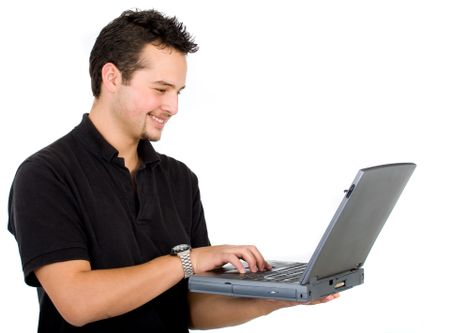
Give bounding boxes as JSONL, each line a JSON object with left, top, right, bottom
{"left": 150, "top": 115, "right": 166, "bottom": 124}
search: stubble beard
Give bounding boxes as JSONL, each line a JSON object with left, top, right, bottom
{"left": 141, "top": 122, "right": 162, "bottom": 142}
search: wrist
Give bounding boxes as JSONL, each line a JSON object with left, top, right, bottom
{"left": 254, "top": 298, "right": 294, "bottom": 316}
{"left": 170, "top": 244, "right": 193, "bottom": 278}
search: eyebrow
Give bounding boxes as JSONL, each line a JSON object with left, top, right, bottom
{"left": 153, "top": 80, "right": 186, "bottom": 92}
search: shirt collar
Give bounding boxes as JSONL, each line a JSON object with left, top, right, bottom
{"left": 72, "top": 113, "right": 160, "bottom": 166}
{"left": 137, "top": 140, "right": 161, "bottom": 166}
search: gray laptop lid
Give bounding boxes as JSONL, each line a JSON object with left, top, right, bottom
{"left": 301, "top": 163, "right": 416, "bottom": 284}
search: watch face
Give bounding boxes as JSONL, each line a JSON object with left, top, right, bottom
{"left": 171, "top": 244, "right": 191, "bottom": 254}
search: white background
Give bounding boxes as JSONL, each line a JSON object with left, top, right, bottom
{"left": 1, "top": 1, "right": 449, "bottom": 332}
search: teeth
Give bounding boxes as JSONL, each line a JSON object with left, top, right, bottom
{"left": 151, "top": 115, "right": 164, "bottom": 124}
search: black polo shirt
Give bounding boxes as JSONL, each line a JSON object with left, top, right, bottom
{"left": 8, "top": 114, "right": 210, "bottom": 332}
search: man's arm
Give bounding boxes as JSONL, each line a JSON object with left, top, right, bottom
{"left": 35, "top": 244, "right": 269, "bottom": 327}
{"left": 188, "top": 292, "right": 339, "bottom": 330}
{"left": 35, "top": 256, "right": 184, "bottom": 327}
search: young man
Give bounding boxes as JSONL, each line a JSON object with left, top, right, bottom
{"left": 8, "top": 9, "right": 337, "bottom": 332}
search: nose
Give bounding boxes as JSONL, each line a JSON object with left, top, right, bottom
{"left": 161, "top": 92, "right": 178, "bottom": 116}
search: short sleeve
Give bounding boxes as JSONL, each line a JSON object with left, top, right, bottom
{"left": 189, "top": 172, "right": 210, "bottom": 248}
{"left": 8, "top": 158, "right": 90, "bottom": 287}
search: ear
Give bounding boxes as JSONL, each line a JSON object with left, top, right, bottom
{"left": 101, "top": 62, "right": 122, "bottom": 94}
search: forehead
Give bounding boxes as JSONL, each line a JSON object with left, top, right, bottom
{"left": 130, "top": 44, "right": 187, "bottom": 89}
{"left": 137, "top": 44, "right": 187, "bottom": 77}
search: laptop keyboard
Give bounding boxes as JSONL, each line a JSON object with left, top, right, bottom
{"left": 242, "top": 262, "right": 307, "bottom": 283}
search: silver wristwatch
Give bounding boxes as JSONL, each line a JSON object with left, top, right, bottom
{"left": 170, "top": 244, "right": 194, "bottom": 278}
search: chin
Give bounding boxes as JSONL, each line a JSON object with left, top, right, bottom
{"left": 142, "top": 133, "right": 162, "bottom": 142}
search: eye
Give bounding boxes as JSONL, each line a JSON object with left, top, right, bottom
{"left": 155, "top": 88, "right": 166, "bottom": 94}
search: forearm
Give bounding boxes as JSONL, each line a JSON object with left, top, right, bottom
{"left": 36, "top": 256, "right": 184, "bottom": 326}
{"left": 36, "top": 244, "right": 286, "bottom": 327}
{"left": 188, "top": 292, "right": 339, "bottom": 329}
{"left": 77, "top": 256, "right": 184, "bottom": 323}
{"left": 188, "top": 293, "right": 283, "bottom": 330}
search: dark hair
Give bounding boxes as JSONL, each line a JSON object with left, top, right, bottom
{"left": 89, "top": 9, "right": 198, "bottom": 97}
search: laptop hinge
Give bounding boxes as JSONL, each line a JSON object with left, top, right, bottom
{"left": 309, "top": 276, "right": 318, "bottom": 285}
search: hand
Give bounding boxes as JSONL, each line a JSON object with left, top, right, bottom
{"left": 299, "top": 292, "right": 340, "bottom": 305}
{"left": 191, "top": 245, "right": 271, "bottom": 274}
{"left": 257, "top": 293, "right": 340, "bottom": 314}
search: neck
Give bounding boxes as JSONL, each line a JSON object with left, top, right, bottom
{"left": 89, "top": 100, "right": 140, "bottom": 173}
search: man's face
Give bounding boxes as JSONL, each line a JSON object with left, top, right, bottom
{"left": 113, "top": 43, "right": 187, "bottom": 142}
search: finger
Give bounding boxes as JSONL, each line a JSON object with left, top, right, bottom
{"left": 226, "top": 254, "right": 246, "bottom": 273}
{"left": 300, "top": 293, "right": 339, "bottom": 305}
{"left": 314, "top": 293, "right": 340, "bottom": 304}
{"left": 330, "top": 293, "right": 340, "bottom": 300}
{"left": 246, "top": 245, "right": 271, "bottom": 271}
{"left": 237, "top": 248, "right": 258, "bottom": 273}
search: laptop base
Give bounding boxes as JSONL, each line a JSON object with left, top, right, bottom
{"left": 189, "top": 268, "right": 364, "bottom": 302}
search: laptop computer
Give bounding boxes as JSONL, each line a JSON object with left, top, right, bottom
{"left": 189, "top": 163, "right": 416, "bottom": 302}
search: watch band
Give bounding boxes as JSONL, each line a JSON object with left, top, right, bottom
{"left": 177, "top": 250, "right": 194, "bottom": 278}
